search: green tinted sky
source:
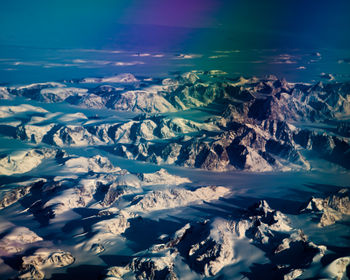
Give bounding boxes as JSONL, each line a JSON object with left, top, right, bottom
{"left": 0, "top": 0, "right": 349, "bottom": 50}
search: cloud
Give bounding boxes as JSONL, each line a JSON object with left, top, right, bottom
{"left": 114, "top": 61, "right": 145, "bottom": 66}
{"left": 131, "top": 53, "right": 151, "bottom": 57}
{"left": 43, "top": 63, "right": 77, "bottom": 68}
{"left": 338, "top": 58, "right": 350, "bottom": 64}
{"left": 8, "top": 61, "right": 77, "bottom": 68}
{"left": 270, "top": 54, "right": 299, "bottom": 64}
{"left": 131, "top": 53, "right": 165, "bottom": 58}
{"left": 214, "top": 50, "right": 240, "bottom": 54}
{"left": 208, "top": 55, "right": 229, "bottom": 59}
{"left": 153, "top": 54, "right": 165, "bottom": 58}
{"left": 11, "top": 61, "right": 41, "bottom": 66}
{"left": 72, "top": 59, "right": 87, "bottom": 63}
{"left": 73, "top": 49, "right": 122, "bottom": 54}
{"left": 72, "top": 59, "right": 111, "bottom": 65}
{"left": 174, "top": 54, "right": 202, "bottom": 59}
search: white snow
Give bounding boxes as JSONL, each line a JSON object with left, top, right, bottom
{"left": 0, "top": 87, "right": 12, "bottom": 100}
{"left": 19, "top": 249, "right": 74, "bottom": 280}
{"left": 105, "top": 250, "right": 178, "bottom": 280}
{"left": 63, "top": 155, "right": 122, "bottom": 173}
{"left": 0, "top": 105, "right": 48, "bottom": 118}
{"left": 0, "top": 185, "right": 32, "bottom": 209}
{"left": 52, "top": 125, "right": 105, "bottom": 147}
{"left": 140, "top": 168, "right": 191, "bottom": 186}
{"left": 39, "top": 87, "right": 88, "bottom": 102}
{"left": 101, "top": 73, "right": 138, "bottom": 83}
{"left": 22, "top": 248, "right": 75, "bottom": 268}
{"left": 83, "top": 211, "right": 136, "bottom": 250}
{"left": 44, "top": 187, "right": 91, "bottom": 215}
{"left": 92, "top": 210, "right": 134, "bottom": 236}
{"left": 321, "top": 256, "right": 350, "bottom": 279}
{"left": 0, "top": 148, "right": 57, "bottom": 176}
{"left": 13, "top": 82, "right": 65, "bottom": 91}
{"left": 244, "top": 147, "right": 273, "bottom": 172}
{"left": 81, "top": 73, "right": 138, "bottom": 83}
{"left": 113, "top": 87, "right": 177, "bottom": 113}
{"left": 0, "top": 227, "right": 43, "bottom": 254}
{"left": 0, "top": 72, "right": 349, "bottom": 280}
{"left": 129, "top": 186, "right": 231, "bottom": 212}
{"left": 22, "top": 124, "right": 55, "bottom": 143}
{"left": 58, "top": 112, "right": 87, "bottom": 122}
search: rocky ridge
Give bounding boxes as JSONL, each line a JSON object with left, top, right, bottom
{"left": 103, "top": 200, "right": 343, "bottom": 280}
{"left": 1, "top": 72, "right": 349, "bottom": 172}
{"left": 301, "top": 188, "right": 350, "bottom": 227}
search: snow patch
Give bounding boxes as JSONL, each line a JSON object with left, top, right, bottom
{"left": 129, "top": 186, "right": 230, "bottom": 212}
{"left": 0, "top": 148, "right": 57, "bottom": 176}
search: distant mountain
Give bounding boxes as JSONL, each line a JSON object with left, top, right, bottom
{"left": 2, "top": 71, "right": 349, "bottom": 172}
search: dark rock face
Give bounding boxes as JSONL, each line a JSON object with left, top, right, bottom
{"left": 301, "top": 188, "right": 350, "bottom": 227}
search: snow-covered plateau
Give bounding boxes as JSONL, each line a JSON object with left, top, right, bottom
{"left": 0, "top": 71, "right": 349, "bottom": 279}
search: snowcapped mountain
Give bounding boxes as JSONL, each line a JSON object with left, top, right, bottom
{"left": 0, "top": 71, "right": 349, "bottom": 279}
{"left": 6, "top": 72, "right": 350, "bottom": 120}
{"left": 102, "top": 200, "right": 340, "bottom": 279}
{"left": 1, "top": 71, "right": 349, "bottom": 173}
{"left": 79, "top": 73, "right": 139, "bottom": 84}
{"left": 0, "top": 148, "right": 60, "bottom": 176}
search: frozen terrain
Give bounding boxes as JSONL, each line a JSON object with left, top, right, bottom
{"left": 0, "top": 71, "right": 349, "bottom": 279}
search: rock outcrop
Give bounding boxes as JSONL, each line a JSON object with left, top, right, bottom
{"left": 301, "top": 188, "right": 350, "bottom": 227}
